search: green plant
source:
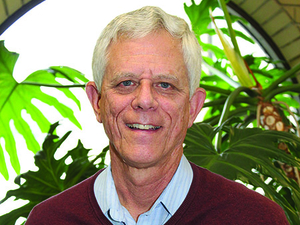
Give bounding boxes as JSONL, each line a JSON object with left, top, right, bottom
{"left": 183, "top": 0, "right": 300, "bottom": 224}
{"left": 184, "top": 123, "right": 300, "bottom": 223}
{"left": 1, "top": 0, "right": 300, "bottom": 223}
{"left": 0, "top": 40, "right": 88, "bottom": 180}
{"left": 0, "top": 122, "right": 108, "bottom": 225}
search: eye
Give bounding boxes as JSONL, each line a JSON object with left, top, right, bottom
{"left": 120, "top": 80, "right": 133, "bottom": 86}
{"left": 159, "top": 82, "right": 171, "bottom": 89}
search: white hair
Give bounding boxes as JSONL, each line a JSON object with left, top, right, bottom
{"left": 92, "top": 6, "right": 201, "bottom": 97}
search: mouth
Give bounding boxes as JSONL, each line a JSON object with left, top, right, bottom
{"left": 126, "top": 123, "right": 161, "bottom": 130}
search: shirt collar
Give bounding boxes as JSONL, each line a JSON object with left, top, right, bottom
{"left": 156, "top": 155, "right": 193, "bottom": 215}
{"left": 94, "top": 154, "right": 193, "bottom": 223}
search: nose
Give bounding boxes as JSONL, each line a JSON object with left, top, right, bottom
{"left": 132, "top": 80, "right": 158, "bottom": 111}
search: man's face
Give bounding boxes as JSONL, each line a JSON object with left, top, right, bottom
{"left": 88, "top": 30, "right": 205, "bottom": 168}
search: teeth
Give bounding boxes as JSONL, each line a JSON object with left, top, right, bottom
{"left": 126, "top": 124, "right": 161, "bottom": 130}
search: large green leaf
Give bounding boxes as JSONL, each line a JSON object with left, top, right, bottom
{"left": 0, "top": 41, "right": 88, "bottom": 180}
{"left": 184, "top": 0, "right": 219, "bottom": 36}
{"left": 184, "top": 123, "right": 300, "bottom": 224}
{"left": 0, "top": 122, "right": 108, "bottom": 225}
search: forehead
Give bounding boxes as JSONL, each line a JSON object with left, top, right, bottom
{"left": 105, "top": 30, "right": 188, "bottom": 81}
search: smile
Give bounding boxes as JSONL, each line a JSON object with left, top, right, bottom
{"left": 126, "top": 124, "right": 161, "bottom": 130}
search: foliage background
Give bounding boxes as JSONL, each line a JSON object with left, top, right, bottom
{"left": 183, "top": 0, "right": 300, "bottom": 223}
{"left": 1, "top": 0, "right": 300, "bottom": 224}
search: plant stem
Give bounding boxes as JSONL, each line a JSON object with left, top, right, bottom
{"left": 215, "top": 86, "right": 251, "bottom": 152}
{"left": 250, "top": 68, "right": 273, "bottom": 78}
{"left": 263, "top": 62, "right": 300, "bottom": 97}
{"left": 202, "top": 60, "right": 240, "bottom": 88}
{"left": 203, "top": 105, "right": 257, "bottom": 126}
{"left": 204, "top": 96, "right": 258, "bottom": 108}
{"left": 218, "top": 0, "right": 241, "bottom": 56}
{"left": 200, "top": 84, "right": 232, "bottom": 95}
{"left": 264, "top": 83, "right": 300, "bottom": 101}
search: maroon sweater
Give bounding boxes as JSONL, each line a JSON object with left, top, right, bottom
{"left": 26, "top": 163, "right": 288, "bottom": 224}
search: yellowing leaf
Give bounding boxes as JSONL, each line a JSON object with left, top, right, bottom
{"left": 211, "top": 12, "right": 254, "bottom": 87}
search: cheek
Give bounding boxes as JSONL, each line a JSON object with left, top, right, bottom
{"left": 162, "top": 99, "right": 190, "bottom": 128}
{"left": 100, "top": 94, "right": 131, "bottom": 131}
{"left": 99, "top": 96, "right": 117, "bottom": 135}
{"left": 101, "top": 94, "right": 126, "bottom": 117}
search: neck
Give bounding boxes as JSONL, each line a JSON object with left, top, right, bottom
{"left": 110, "top": 147, "right": 182, "bottom": 222}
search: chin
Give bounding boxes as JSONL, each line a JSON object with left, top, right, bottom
{"left": 120, "top": 151, "right": 163, "bottom": 169}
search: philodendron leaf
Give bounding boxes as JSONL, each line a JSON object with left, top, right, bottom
{"left": 0, "top": 122, "right": 108, "bottom": 225}
{"left": 184, "top": 123, "right": 300, "bottom": 224}
{"left": 0, "top": 40, "right": 88, "bottom": 180}
{"left": 184, "top": 0, "right": 219, "bottom": 36}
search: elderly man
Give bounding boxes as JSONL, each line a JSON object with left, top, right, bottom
{"left": 26, "top": 6, "right": 288, "bottom": 225}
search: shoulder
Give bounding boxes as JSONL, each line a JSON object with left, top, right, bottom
{"left": 36, "top": 170, "right": 99, "bottom": 208}
{"left": 173, "top": 163, "right": 289, "bottom": 224}
{"left": 26, "top": 169, "right": 106, "bottom": 224}
{"left": 190, "top": 163, "right": 274, "bottom": 206}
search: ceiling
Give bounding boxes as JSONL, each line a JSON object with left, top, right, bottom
{"left": 230, "top": 0, "right": 300, "bottom": 71}
{"left": 0, "top": 0, "right": 43, "bottom": 34}
{"left": 0, "top": 0, "right": 299, "bottom": 75}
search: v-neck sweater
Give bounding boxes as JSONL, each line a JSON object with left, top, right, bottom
{"left": 26, "top": 162, "right": 289, "bottom": 225}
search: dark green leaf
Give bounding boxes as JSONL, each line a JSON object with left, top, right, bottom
{"left": 184, "top": 123, "right": 300, "bottom": 224}
{"left": 0, "top": 122, "right": 108, "bottom": 224}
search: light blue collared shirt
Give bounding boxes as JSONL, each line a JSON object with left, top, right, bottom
{"left": 94, "top": 155, "right": 193, "bottom": 225}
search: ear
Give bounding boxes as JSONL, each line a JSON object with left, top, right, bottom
{"left": 86, "top": 81, "right": 102, "bottom": 123}
{"left": 188, "top": 87, "right": 206, "bottom": 128}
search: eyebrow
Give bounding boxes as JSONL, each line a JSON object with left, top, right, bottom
{"left": 110, "top": 72, "right": 179, "bottom": 83}
{"left": 110, "top": 72, "right": 137, "bottom": 84}
{"left": 153, "top": 74, "right": 179, "bottom": 82}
